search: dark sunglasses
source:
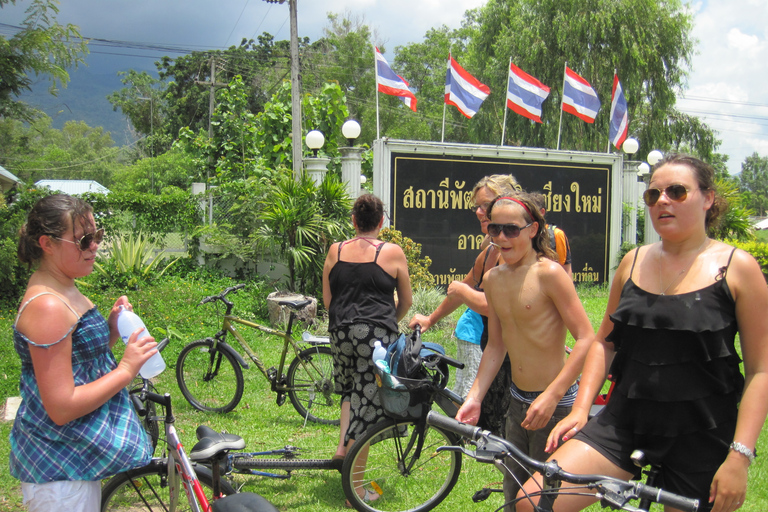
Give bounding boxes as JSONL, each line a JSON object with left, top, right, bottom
{"left": 643, "top": 184, "right": 701, "bottom": 207}
{"left": 470, "top": 201, "right": 492, "bottom": 214}
{"left": 54, "top": 228, "right": 104, "bottom": 251}
{"left": 487, "top": 222, "right": 532, "bottom": 238}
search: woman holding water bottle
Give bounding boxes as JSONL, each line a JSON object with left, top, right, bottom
{"left": 10, "top": 194, "right": 155, "bottom": 512}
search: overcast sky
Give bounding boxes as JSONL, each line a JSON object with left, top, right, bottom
{"left": 3, "top": 0, "right": 766, "bottom": 175}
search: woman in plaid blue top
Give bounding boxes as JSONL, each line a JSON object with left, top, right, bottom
{"left": 10, "top": 194, "right": 155, "bottom": 512}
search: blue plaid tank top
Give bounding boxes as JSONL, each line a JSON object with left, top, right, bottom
{"left": 10, "top": 295, "right": 152, "bottom": 483}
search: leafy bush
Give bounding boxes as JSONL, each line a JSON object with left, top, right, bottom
{"left": 252, "top": 171, "right": 352, "bottom": 296}
{"left": 727, "top": 239, "right": 768, "bottom": 282}
{"left": 0, "top": 185, "right": 51, "bottom": 307}
{"left": 379, "top": 227, "right": 435, "bottom": 289}
{"left": 92, "top": 231, "right": 180, "bottom": 289}
{"left": 398, "top": 286, "right": 451, "bottom": 333}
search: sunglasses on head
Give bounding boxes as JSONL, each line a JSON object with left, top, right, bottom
{"left": 470, "top": 201, "right": 491, "bottom": 214}
{"left": 487, "top": 222, "right": 532, "bottom": 238}
{"left": 642, "top": 184, "right": 700, "bottom": 206}
{"left": 54, "top": 228, "right": 104, "bottom": 251}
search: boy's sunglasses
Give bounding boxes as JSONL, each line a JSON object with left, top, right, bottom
{"left": 53, "top": 228, "right": 104, "bottom": 251}
{"left": 487, "top": 222, "right": 532, "bottom": 238}
{"left": 643, "top": 184, "right": 700, "bottom": 207}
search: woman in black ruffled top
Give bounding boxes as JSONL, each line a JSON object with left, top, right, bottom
{"left": 322, "top": 193, "right": 412, "bottom": 505}
{"left": 518, "top": 154, "right": 768, "bottom": 512}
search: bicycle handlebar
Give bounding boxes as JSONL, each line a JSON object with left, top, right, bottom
{"left": 199, "top": 284, "right": 246, "bottom": 310}
{"left": 425, "top": 412, "right": 698, "bottom": 512}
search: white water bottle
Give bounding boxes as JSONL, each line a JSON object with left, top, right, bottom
{"left": 117, "top": 308, "right": 166, "bottom": 379}
{"left": 372, "top": 340, "right": 387, "bottom": 362}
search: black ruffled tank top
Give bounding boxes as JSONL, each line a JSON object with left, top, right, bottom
{"left": 328, "top": 241, "right": 398, "bottom": 333}
{"left": 603, "top": 246, "right": 743, "bottom": 437}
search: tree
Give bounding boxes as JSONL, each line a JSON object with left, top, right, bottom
{"left": 0, "top": 0, "right": 88, "bottom": 121}
{"left": 0, "top": 116, "right": 121, "bottom": 186}
{"left": 384, "top": 0, "right": 715, "bottom": 157}
{"left": 106, "top": 70, "right": 169, "bottom": 156}
{"left": 739, "top": 153, "right": 768, "bottom": 216}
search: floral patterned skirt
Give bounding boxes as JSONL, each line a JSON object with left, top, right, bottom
{"left": 330, "top": 323, "right": 400, "bottom": 443}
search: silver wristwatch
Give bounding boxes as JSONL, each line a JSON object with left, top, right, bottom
{"left": 730, "top": 442, "right": 756, "bottom": 465}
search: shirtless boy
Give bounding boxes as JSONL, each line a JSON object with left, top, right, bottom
{"left": 455, "top": 193, "right": 595, "bottom": 512}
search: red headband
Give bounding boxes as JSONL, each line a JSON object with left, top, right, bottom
{"left": 496, "top": 196, "right": 533, "bottom": 219}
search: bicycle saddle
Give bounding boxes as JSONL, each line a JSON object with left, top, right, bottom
{"left": 278, "top": 297, "right": 311, "bottom": 310}
{"left": 190, "top": 425, "right": 246, "bottom": 461}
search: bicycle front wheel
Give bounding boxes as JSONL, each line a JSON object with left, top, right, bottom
{"left": 286, "top": 345, "right": 341, "bottom": 425}
{"left": 341, "top": 417, "right": 462, "bottom": 512}
{"left": 101, "top": 458, "right": 237, "bottom": 511}
{"left": 176, "top": 338, "right": 244, "bottom": 413}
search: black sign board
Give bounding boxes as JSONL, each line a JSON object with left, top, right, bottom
{"left": 389, "top": 153, "right": 612, "bottom": 286}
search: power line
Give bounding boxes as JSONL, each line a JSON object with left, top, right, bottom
{"left": 679, "top": 94, "right": 768, "bottom": 109}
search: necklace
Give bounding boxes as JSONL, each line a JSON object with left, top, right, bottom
{"left": 657, "top": 237, "right": 709, "bottom": 295}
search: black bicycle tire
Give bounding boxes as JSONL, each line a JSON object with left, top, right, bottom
{"left": 101, "top": 458, "right": 237, "bottom": 511}
{"left": 286, "top": 345, "right": 341, "bottom": 425}
{"left": 176, "top": 338, "right": 244, "bottom": 413}
{"left": 341, "top": 417, "right": 462, "bottom": 512}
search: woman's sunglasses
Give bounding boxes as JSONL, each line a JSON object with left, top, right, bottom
{"left": 54, "top": 228, "right": 104, "bottom": 251}
{"left": 487, "top": 222, "right": 532, "bottom": 238}
{"left": 643, "top": 184, "right": 700, "bottom": 207}
{"left": 470, "top": 201, "right": 491, "bottom": 214}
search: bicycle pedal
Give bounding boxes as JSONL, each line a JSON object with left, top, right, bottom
{"left": 472, "top": 488, "right": 493, "bottom": 502}
{"left": 267, "top": 366, "right": 277, "bottom": 381}
{"left": 276, "top": 392, "right": 286, "bottom": 406}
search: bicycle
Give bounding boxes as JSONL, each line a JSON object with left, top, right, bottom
{"left": 175, "top": 283, "right": 340, "bottom": 425}
{"left": 101, "top": 377, "right": 279, "bottom": 512}
{"left": 340, "top": 328, "right": 467, "bottom": 512}
{"left": 426, "top": 411, "right": 699, "bottom": 512}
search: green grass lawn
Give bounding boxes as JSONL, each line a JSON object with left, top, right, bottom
{"left": 1, "top": 279, "right": 767, "bottom": 512}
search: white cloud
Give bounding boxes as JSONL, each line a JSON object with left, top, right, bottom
{"left": 727, "top": 28, "right": 763, "bottom": 55}
{"left": 680, "top": 0, "right": 768, "bottom": 174}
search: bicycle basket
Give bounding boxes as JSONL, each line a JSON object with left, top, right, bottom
{"left": 375, "top": 335, "right": 451, "bottom": 419}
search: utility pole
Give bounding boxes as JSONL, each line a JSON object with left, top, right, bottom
{"left": 263, "top": 0, "right": 302, "bottom": 180}
{"left": 288, "top": 0, "right": 302, "bottom": 179}
{"left": 195, "top": 56, "right": 227, "bottom": 183}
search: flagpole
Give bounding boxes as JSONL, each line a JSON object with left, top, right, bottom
{"left": 374, "top": 45, "right": 380, "bottom": 139}
{"left": 442, "top": 52, "right": 449, "bottom": 143}
{"left": 501, "top": 57, "right": 512, "bottom": 146}
{"left": 557, "top": 61, "right": 566, "bottom": 150}
{"left": 606, "top": 68, "right": 617, "bottom": 153}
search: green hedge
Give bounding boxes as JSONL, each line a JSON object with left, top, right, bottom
{"left": 728, "top": 239, "right": 768, "bottom": 282}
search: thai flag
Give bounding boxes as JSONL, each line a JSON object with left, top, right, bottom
{"left": 562, "top": 66, "right": 601, "bottom": 123}
{"left": 609, "top": 74, "right": 629, "bottom": 149}
{"left": 506, "top": 62, "right": 551, "bottom": 123}
{"left": 375, "top": 47, "right": 417, "bottom": 112}
{"left": 444, "top": 56, "right": 490, "bottom": 119}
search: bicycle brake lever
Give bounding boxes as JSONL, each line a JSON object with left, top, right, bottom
{"left": 595, "top": 481, "right": 641, "bottom": 512}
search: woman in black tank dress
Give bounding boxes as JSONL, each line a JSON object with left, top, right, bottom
{"left": 322, "top": 194, "right": 413, "bottom": 503}
{"left": 518, "top": 154, "right": 768, "bottom": 512}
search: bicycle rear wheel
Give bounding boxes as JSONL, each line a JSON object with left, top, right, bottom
{"left": 176, "top": 338, "right": 244, "bottom": 413}
{"left": 341, "top": 417, "right": 462, "bottom": 512}
{"left": 101, "top": 458, "right": 237, "bottom": 511}
{"left": 286, "top": 345, "right": 341, "bottom": 425}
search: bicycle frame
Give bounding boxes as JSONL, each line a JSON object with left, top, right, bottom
{"left": 166, "top": 422, "right": 215, "bottom": 512}
{"left": 215, "top": 313, "right": 326, "bottom": 393}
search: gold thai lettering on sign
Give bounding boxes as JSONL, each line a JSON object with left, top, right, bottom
{"left": 571, "top": 183, "right": 602, "bottom": 213}
{"left": 573, "top": 263, "right": 600, "bottom": 283}
{"left": 401, "top": 179, "right": 471, "bottom": 210}
{"left": 435, "top": 273, "right": 468, "bottom": 285}
{"left": 458, "top": 234, "right": 486, "bottom": 251}
{"left": 541, "top": 181, "right": 602, "bottom": 214}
